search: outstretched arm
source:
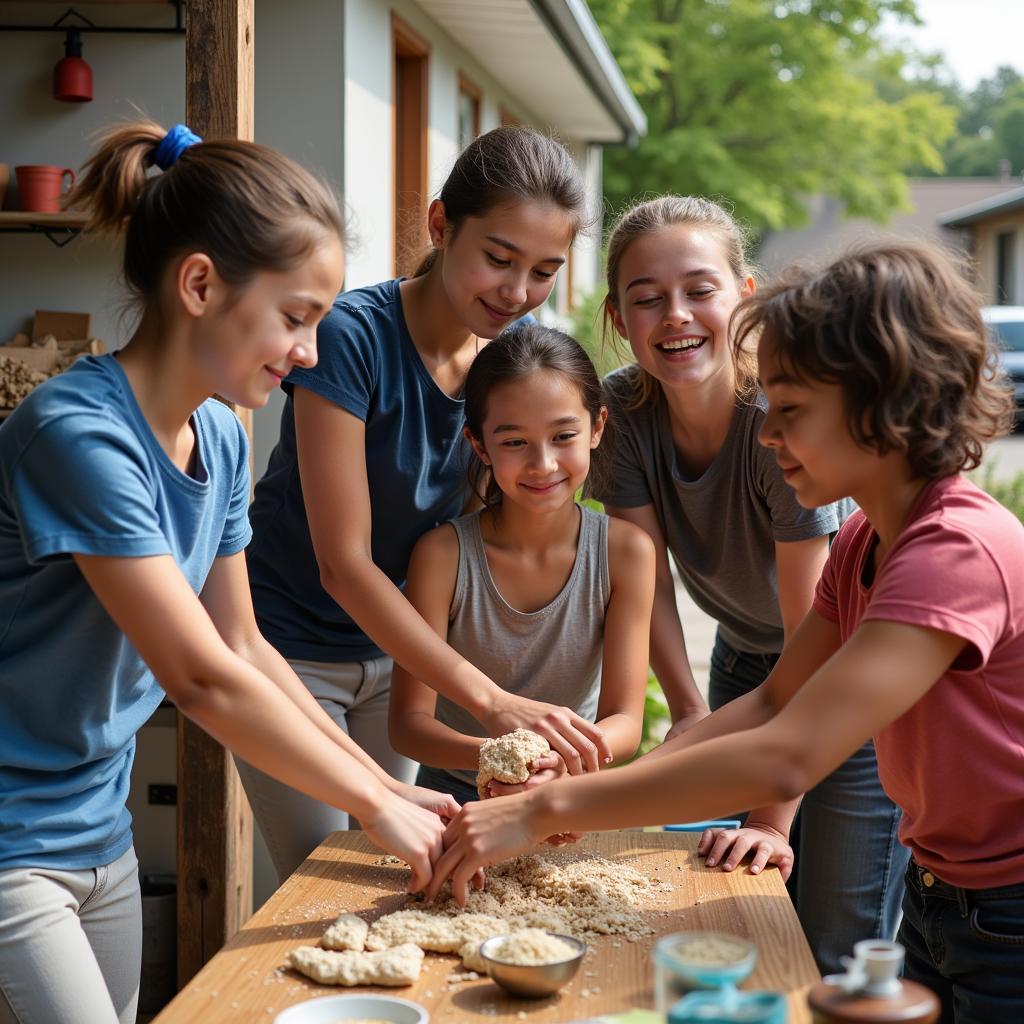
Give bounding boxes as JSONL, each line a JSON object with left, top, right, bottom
{"left": 296, "top": 387, "right": 610, "bottom": 774}
{"left": 75, "top": 551, "right": 450, "bottom": 891}
{"left": 428, "top": 614, "right": 966, "bottom": 902}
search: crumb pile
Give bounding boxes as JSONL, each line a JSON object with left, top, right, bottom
{"left": 476, "top": 729, "right": 550, "bottom": 797}
{"left": 487, "top": 929, "right": 579, "bottom": 965}
{"left": 287, "top": 848, "right": 671, "bottom": 987}
{"left": 671, "top": 934, "right": 751, "bottom": 966}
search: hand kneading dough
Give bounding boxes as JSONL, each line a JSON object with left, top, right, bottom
{"left": 287, "top": 943, "right": 424, "bottom": 986}
{"left": 322, "top": 911, "right": 369, "bottom": 951}
{"left": 476, "top": 729, "right": 550, "bottom": 798}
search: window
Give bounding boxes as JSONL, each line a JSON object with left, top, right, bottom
{"left": 457, "top": 72, "right": 481, "bottom": 151}
{"left": 392, "top": 13, "right": 429, "bottom": 277}
{"left": 996, "top": 231, "right": 1018, "bottom": 305}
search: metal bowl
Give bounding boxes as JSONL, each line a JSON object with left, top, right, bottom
{"left": 479, "top": 933, "right": 586, "bottom": 999}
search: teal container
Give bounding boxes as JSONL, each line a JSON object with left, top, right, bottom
{"left": 667, "top": 990, "right": 788, "bottom": 1023}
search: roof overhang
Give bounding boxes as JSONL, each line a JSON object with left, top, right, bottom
{"left": 939, "top": 185, "right": 1024, "bottom": 227}
{"left": 414, "top": 0, "right": 646, "bottom": 145}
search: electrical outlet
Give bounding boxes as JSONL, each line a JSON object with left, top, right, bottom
{"left": 148, "top": 784, "right": 177, "bottom": 806}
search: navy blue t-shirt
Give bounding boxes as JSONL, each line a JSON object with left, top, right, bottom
{"left": 248, "top": 279, "right": 470, "bottom": 661}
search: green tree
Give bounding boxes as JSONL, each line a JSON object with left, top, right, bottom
{"left": 905, "top": 66, "right": 1024, "bottom": 178}
{"left": 589, "top": 0, "right": 956, "bottom": 231}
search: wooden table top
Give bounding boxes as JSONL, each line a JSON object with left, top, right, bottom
{"left": 153, "top": 830, "right": 819, "bottom": 1023}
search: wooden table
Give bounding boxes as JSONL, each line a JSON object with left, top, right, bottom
{"left": 153, "top": 831, "right": 819, "bottom": 1023}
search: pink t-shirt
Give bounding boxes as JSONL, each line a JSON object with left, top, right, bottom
{"left": 814, "top": 474, "right": 1024, "bottom": 889}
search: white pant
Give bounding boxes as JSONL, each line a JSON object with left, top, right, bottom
{"left": 236, "top": 655, "right": 418, "bottom": 884}
{"left": 0, "top": 847, "right": 142, "bottom": 1024}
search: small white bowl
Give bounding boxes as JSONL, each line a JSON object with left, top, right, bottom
{"left": 273, "top": 993, "right": 429, "bottom": 1024}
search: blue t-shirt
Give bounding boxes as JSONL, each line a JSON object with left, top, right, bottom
{"left": 248, "top": 278, "right": 470, "bottom": 662}
{"left": 0, "top": 355, "right": 251, "bottom": 869}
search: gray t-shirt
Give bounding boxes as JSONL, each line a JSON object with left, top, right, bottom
{"left": 595, "top": 366, "right": 851, "bottom": 655}
{"left": 434, "top": 505, "right": 609, "bottom": 788}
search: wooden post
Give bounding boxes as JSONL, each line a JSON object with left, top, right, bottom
{"left": 177, "top": 0, "right": 255, "bottom": 988}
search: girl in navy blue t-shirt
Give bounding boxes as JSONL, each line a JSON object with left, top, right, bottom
{"left": 244, "top": 127, "right": 610, "bottom": 882}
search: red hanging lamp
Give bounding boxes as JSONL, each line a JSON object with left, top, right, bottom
{"left": 53, "top": 27, "right": 92, "bottom": 103}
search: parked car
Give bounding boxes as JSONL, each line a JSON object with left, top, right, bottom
{"left": 982, "top": 305, "right": 1024, "bottom": 426}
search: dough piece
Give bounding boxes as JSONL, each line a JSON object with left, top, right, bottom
{"left": 287, "top": 943, "right": 424, "bottom": 986}
{"left": 365, "top": 909, "right": 508, "bottom": 956}
{"left": 322, "top": 911, "right": 369, "bottom": 951}
{"left": 365, "top": 910, "right": 462, "bottom": 953}
{"left": 476, "top": 729, "right": 550, "bottom": 798}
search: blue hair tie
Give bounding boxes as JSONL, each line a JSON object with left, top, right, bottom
{"left": 154, "top": 124, "right": 203, "bottom": 170}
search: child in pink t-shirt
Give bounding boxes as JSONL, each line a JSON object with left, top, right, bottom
{"left": 428, "top": 240, "right": 1024, "bottom": 1023}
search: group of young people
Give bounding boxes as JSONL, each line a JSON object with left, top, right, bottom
{"left": 0, "top": 120, "right": 1020, "bottom": 1024}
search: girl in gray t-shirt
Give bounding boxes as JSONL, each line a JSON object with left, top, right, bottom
{"left": 592, "top": 196, "right": 906, "bottom": 974}
{"left": 389, "top": 324, "right": 655, "bottom": 809}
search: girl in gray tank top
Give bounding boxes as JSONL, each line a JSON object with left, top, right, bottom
{"left": 389, "top": 324, "right": 656, "bottom": 804}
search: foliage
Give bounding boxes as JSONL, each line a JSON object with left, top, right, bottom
{"left": 588, "top": 0, "right": 957, "bottom": 232}
{"left": 941, "top": 69, "right": 1024, "bottom": 178}
{"left": 974, "top": 467, "right": 1024, "bottom": 524}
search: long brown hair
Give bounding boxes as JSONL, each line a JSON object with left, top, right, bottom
{"left": 410, "top": 126, "right": 589, "bottom": 277}
{"left": 67, "top": 119, "right": 345, "bottom": 311}
{"left": 732, "top": 239, "right": 1013, "bottom": 479}
{"left": 602, "top": 195, "right": 757, "bottom": 409}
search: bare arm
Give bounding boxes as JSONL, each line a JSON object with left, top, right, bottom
{"left": 389, "top": 526, "right": 487, "bottom": 772}
{"left": 605, "top": 504, "right": 709, "bottom": 730}
{"left": 204, "top": 553, "right": 460, "bottom": 821}
{"left": 775, "top": 536, "right": 830, "bottom": 640}
{"left": 74, "top": 552, "right": 451, "bottom": 889}
{"left": 588, "top": 517, "right": 655, "bottom": 761}
{"left": 429, "top": 615, "right": 967, "bottom": 902}
{"left": 295, "top": 387, "right": 610, "bottom": 773}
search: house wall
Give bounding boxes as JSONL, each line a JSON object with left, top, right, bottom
{"left": 971, "top": 212, "right": 1024, "bottom": 305}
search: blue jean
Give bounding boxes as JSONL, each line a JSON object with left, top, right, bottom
{"left": 709, "top": 631, "right": 909, "bottom": 975}
{"left": 899, "top": 860, "right": 1024, "bottom": 1023}
{"left": 416, "top": 764, "right": 480, "bottom": 807}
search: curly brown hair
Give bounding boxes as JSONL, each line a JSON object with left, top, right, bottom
{"left": 732, "top": 239, "right": 1013, "bottom": 480}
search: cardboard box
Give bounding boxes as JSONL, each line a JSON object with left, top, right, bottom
{"left": 32, "top": 310, "right": 92, "bottom": 342}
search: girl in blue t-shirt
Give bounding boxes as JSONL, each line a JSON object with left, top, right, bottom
{"left": 243, "top": 127, "right": 610, "bottom": 882}
{"left": 389, "top": 323, "right": 655, "bottom": 806}
{"left": 0, "top": 122, "right": 457, "bottom": 1024}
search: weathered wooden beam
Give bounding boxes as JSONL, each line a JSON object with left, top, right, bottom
{"left": 177, "top": 0, "right": 255, "bottom": 989}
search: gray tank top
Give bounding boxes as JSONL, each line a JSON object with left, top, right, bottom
{"left": 434, "top": 504, "right": 611, "bottom": 788}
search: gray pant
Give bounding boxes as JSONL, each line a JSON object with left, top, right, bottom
{"left": 0, "top": 846, "right": 142, "bottom": 1024}
{"left": 236, "top": 655, "right": 419, "bottom": 884}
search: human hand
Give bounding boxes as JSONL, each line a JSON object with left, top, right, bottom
{"left": 480, "top": 694, "right": 610, "bottom": 776}
{"left": 696, "top": 822, "right": 794, "bottom": 881}
{"left": 391, "top": 782, "right": 461, "bottom": 823}
{"left": 360, "top": 789, "right": 448, "bottom": 894}
{"left": 484, "top": 751, "right": 566, "bottom": 797}
{"left": 664, "top": 704, "right": 712, "bottom": 743}
{"left": 424, "top": 791, "right": 547, "bottom": 905}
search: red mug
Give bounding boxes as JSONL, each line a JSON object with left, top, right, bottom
{"left": 15, "top": 164, "right": 76, "bottom": 213}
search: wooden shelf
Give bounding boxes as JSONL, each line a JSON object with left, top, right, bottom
{"left": 0, "top": 212, "right": 88, "bottom": 245}
{"left": 0, "top": 212, "right": 88, "bottom": 229}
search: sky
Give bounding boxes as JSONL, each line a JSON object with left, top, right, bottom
{"left": 883, "top": 0, "right": 1024, "bottom": 88}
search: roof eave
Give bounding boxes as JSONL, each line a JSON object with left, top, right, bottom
{"left": 529, "top": 0, "right": 647, "bottom": 145}
{"left": 939, "top": 185, "right": 1024, "bottom": 228}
